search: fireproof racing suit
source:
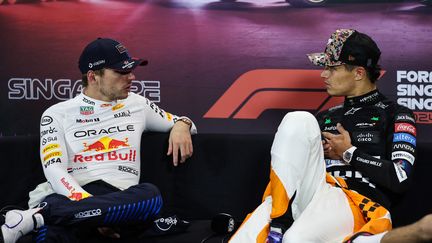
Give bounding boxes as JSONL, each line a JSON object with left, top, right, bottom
{"left": 28, "top": 92, "right": 197, "bottom": 239}
{"left": 316, "top": 89, "right": 416, "bottom": 209}
{"left": 230, "top": 90, "right": 416, "bottom": 243}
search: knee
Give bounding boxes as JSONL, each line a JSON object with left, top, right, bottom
{"left": 278, "top": 111, "right": 319, "bottom": 136}
{"left": 282, "top": 230, "right": 305, "bottom": 243}
{"left": 130, "top": 183, "right": 161, "bottom": 198}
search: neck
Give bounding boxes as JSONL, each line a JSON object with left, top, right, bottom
{"left": 347, "top": 81, "right": 377, "bottom": 98}
{"left": 83, "top": 87, "right": 114, "bottom": 102}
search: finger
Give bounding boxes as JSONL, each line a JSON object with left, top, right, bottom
{"left": 167, "top": 138, "right": 173, "bottom": 156}
{"left": 322, "top": 132, "right": 334, "bottom": 139}
{"left": 323, "top": 143, "right": 331, "bottom": 149}
{"left": 180, "top": 144, "right": 187, "bottom": 163}
{"left": 172, "top": 143, "right": 179, "bottom": 166}
{"left": 182, "top": 142, "right": 190, "bottom": 163}
{"left": 189, "top": 141, "right": 193, "bottom": 156}
{"left": 336, "top": 123, "right": 348, "bottom": 135}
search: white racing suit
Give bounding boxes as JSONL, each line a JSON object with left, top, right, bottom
{"left": 230, "top": 111, "right": 391, "bottom": 243}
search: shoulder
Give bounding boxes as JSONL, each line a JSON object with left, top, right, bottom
{"left": 378, "top": 97, "right": 415, "bottom": 123}
{"left": 42, "top": 96, "right": 80, "bottom": 120}
{"left": 316, "top": 104, "right": 343, "bottom": 118}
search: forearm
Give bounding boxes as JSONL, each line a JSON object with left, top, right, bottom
{"left": 350, "top": 149, "right": 409, "bottom": 193}
{"left": 44, "top": 166, "right": 90, "bottom": 200}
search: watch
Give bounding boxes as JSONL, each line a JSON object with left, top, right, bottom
{"left": 176, "top": 117, "right": 192, "bottom": 127}
{"left": 342, "top": 146, "right": 357, "bottom": 164}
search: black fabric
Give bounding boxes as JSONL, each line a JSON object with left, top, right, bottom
{"left": 316, "top": 90, "right": 416, "bottom": 208}
{"left": 40, "top": 182, "right": 161, "bottom": 226}
{"left": 1, "top": 133, "right": 432, "bottom": 243}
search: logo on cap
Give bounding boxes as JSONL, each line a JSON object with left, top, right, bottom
{"left": 116, "top": 44, "right": 127, "bottom": 54}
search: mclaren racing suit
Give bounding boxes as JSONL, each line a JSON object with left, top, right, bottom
{"left": 230, "top": 90, "right": 416, "bottom": 243}
{"left": 28, "top": 92, "right": 197, "bottom": 240}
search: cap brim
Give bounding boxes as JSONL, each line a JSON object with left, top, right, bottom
{"left": 307, "top": 53, "right": 345, "bottom": 67}
{"left": 109, "top": 58, "right": 148, "bottom": 72}
{"left": 307, "top": 53, "right": 326, "bottom": 66}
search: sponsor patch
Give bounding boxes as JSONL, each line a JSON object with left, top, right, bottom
{"left": 359, "top": 92, "right": 379, "bottom": 103}
{"left": 323, "top": 125, "right": 337, "bottom": 132}
{"left": 43, "top": 157, "right": 61, "bottom": 168}
{"left": 325, "top": 159, "right": 345, "bottom": 168}
{"left": 67, "top": 166, "right": 88, "bottom": 173}
{"left": 394, "top": 123, "right": 416, "bottom": 136}
{"left": 393, "top": 133, "right": 416, "bottom": 146}
{"left": 41, "top": 136, "right": 57, "bottom": 146}
{"left": 395, "top": 113, "right": 415, "bottom": 123}
{"left": 41, "top": 116, "right": 53, "bottom": 126}
{"left": 114, "top": 110, "right": 131, "bottom": 118}
{"left": 112, "top": 103, "right": 125, "bottom": 111}
{"left": 80, "top": 106, "right": 94, "bottom": 115}
{"left": 118, "top": 165, "right": 139, "bottom": 176}
{"left": 42, "top": 143, "right": 60, "bottom": 155}
{"left": 391, "top": 151, "right": 415, "bottom": 165}
{"left": 75, "top": 209, "right": 102, "bottom": 219}
{"left": 393, "top": 143, "right": 415, "bottom": 154}
{"left": 355, "top": 122, "right": 376, "bottom": 128}
{"left": 76, "top": 118, "right": 100, "bottom": 123}
{"left": 353, "top": 131, "right": 380, "bottom": 144}
{"left": 345, "top": 107, "right": 362, "bottom": 115}
{"left": 356, "top": 157, "right": 382, "bottom": 167}
{"left": 74, "top": 125, "right": 135, "bottom": 138}
{"left": 155, "top": 216, "right": 178, "bottom": 232}
{"left": 74, "top": 150, "right": 137, "bottom": 163}
{"left": 43, "top": 151, "right": 62, "bottom": 162}
{"left": 374, "top": 101, "right": 388, "bottom": 109}
{"left": 40, "top": 127, "right": 58, "bottom": 138}
{"left": 115, "top": 44, "right": 127, "bottom": 53}
{"left": 82, "top": 97, "right": 95, "bottom": 105}
{"left": 393, "top": 162, "right": 408, "bottom": 182}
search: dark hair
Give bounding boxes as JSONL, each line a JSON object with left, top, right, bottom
{"left": 81, "top": 69, "right": 105, "bottom": 87}
{"left": 341, "top": 32, "right": 382, "bottom": 83}
{"left": 344, "top": 64, "right": 381, "bottom": 83}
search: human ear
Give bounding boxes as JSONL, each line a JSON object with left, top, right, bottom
{"left": 354, "top": 67, "right": 366, "bottom": 81}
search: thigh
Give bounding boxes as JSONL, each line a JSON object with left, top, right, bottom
{"left": 283, "top": 184, "right": 353, "bottom": 243}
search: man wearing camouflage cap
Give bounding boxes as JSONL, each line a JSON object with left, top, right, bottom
{"left": 231, "top": 29, "right": 417, "bottom": 242}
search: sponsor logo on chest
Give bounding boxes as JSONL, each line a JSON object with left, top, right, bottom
{"left": 353, "top": 131, "right": 380, "bottom": 143}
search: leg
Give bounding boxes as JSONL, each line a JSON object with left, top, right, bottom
{"left": 40, "top": 182, "right": 162, "bottom": 226}
{"left": 231, "top": 111, "right": 327, "bottom": 242}
{"left": 1, "top": 182, "right": 162, "bottom": 243}
{"left": 282, "top": 184, "right": 353, "bottom": 243}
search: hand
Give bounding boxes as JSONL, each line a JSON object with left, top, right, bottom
{"left": 322, "top": 123, "right": 352, "bottom": 158}
{"left": 322, "top": 140, "right": 342, "bottom": 160}
{"left": 167, "top": 121, "right": 193, "bottom": 166}
{"left": 97, "top": 227, "right": 120, "bottom": 239}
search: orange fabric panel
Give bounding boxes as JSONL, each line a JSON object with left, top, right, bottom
{"left": 257, "top": 223, "right": 270, "bottom": 243}
{"left": 263, "top": 168, "right": 290, "bottom": 218}
{"left": 342, "top": 188, "right": 392, "bottom": 242}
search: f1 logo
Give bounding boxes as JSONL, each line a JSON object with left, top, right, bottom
{"left": 204, "top": 69, "right": 345, "bottom": 119}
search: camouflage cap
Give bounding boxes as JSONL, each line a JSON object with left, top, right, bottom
{"left": 307, "top": 29, "right": 381, "bottom": 68}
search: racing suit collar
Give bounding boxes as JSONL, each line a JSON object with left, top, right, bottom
{"left": 80, "top": 92, "right": 124, "bottom": 109}
{"left": 344, "top": 89, "right": 383, "bottom": 107}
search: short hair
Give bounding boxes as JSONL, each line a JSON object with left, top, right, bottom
{"left": 81, "top": 69, "right": 105, "bottom": 87}
{"left": 344, "top": 64, "right": 382, "bottom": 83}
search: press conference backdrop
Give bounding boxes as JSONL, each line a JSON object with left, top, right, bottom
{"left": 0, "top": 0, "right": 431, "bottom": 142}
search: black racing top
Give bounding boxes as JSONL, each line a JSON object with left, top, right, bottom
{"left": 316, "top": 90, "right": 417, "bottom": 209}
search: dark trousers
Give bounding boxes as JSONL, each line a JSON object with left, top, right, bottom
{"left": 33, "top": 180, "right": 162, "bottom": 243}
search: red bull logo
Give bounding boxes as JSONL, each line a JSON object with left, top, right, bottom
{"left": 74, "top": 150, "right": 137, "bottom": 163}
{"left": 83, "top": 136, "right": 129, "bottom": 152}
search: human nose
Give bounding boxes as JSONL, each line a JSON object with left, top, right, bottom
{"left": 321, "top": 69, "right": 330, "bottom": 79}
{"left": 128, "top": 72, "right": 136, "bottom": 80}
